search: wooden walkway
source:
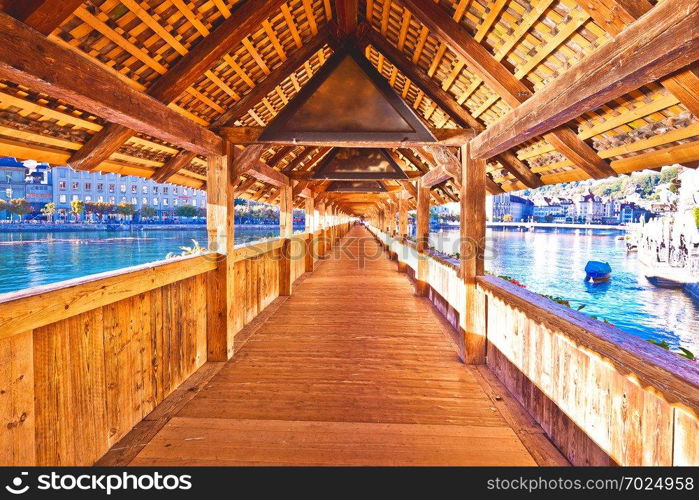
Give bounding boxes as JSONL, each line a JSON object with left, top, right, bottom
{"left": 104, "top": 226, "right": 565, "bottom": 466}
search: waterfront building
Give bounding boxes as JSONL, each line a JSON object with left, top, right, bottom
{"left": 574, "top": 191, "right": 605, "bottom": 223}
{"left": 51, "top": 166, "right": 207, "bottom": 219}
{"left": 492, "top": 193, "right": 534, "bottom": 221}
{"left": 0, "top": 157, "right": 27, "bottom": 214}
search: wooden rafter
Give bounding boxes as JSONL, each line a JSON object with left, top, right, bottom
{"left": 67, "top": 0, "right": 288, "bottom": 171}
{"left": 151, "top": 151, "right": 198, "bottom": 184}
{"left": 213, "top": 26, "right": 332, "bottom": 128}
{"left": 578, "top": 0, "right": 699, "bottom": 119}
{"left": 399, "top": 0, "right": 615, "bottom": 179}
{"left": 471, "top": 0, "right": 699, "bottom": 160}
{"left": 220, "top": 126, "right": 472, "bottom": 147}
{"left": 4, "top": 0, "right": 82, "bottom": 35}
{"left": 0, "top": 12, "right": 222, "bottom": 156}
{"left": 357, "top": 25, "right": 483, "bottom": 130}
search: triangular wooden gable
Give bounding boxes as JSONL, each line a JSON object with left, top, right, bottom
{"left": 312, "top": 148, "right": 408, "bottom": 180}
{"left": 325, "top": 180, "right": 388, "bottom": 192}
{"left": 259, "top": 48, "right": 436, "bottom": 144}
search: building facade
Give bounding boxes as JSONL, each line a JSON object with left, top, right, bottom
{"left": 492, "top": 193, "right": 534, "bottom": 221}
{"left": 50, "top": 166, "right": 207, "bottom": 218}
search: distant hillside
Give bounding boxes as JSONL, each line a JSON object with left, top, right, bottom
{"left": 518, "top": 166, "right": 682, "bottom": 202}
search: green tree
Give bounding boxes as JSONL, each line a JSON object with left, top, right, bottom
{"left": 9, "top": 198, "right": 32, "bottom": 221}
{"left": 175, "top": 204, "right": 197, "bottom": 218}
{"left": 140, "top": 205, "right": 156, "bottom": 219}
{"left": 70, "top": 200, "right": 84, "bottom": 222}
{"left": 115, "top": 202, "right": 136, "bottom": 220}
{"left": 85, "top": 201, "right": 114, "bottom": 221}
{"left": 41, "top": 202, "right": 56, "bottom": 222}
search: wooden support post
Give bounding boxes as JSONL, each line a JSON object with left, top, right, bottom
{"left": 460, "top": 143, "right": 486, "bottom": 364}
{"left": 317, "top": 199, "right": 326, "bottom": 258}
{"left": 398, "top": 193, "right": 408, "bottom": 238}
{"left": 206, "top": 143, "right": 235, "bottom": 361}
{"left": 304, "top": 196, "right": 315, "bottom": 272}
{"left": 415, "top": 178, "right": 430, "bottom": 296}
{"left": 279, "top": 184, "right": 293, "bottom": 296}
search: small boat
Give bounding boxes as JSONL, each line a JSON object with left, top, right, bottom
{"left": 585, "top": 261, "right": 612, "bottom": 283}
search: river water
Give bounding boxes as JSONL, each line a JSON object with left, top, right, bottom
{"left": 0, "top": 226, "right": 697, "bottom": 352}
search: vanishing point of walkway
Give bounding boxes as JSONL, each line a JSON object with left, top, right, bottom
{"left": 103, "top": 226, "right": 565, "bottom": 466}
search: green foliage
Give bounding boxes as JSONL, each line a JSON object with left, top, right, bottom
{"left": 140, "top": 205, "right": 156, "bottom": 218}
{"left": 9, "top": 198, "right": 32, "bottom": 217}
{"left": 647, "top": 339, "right": 696, "bottom": 361}
{"left": 115, "top": 202, "right": 136, "bottom": 217}
{"left": 175, "top": 204, "right": 197, "bottom": 217}
{"left": 694, "top": 208, "right": 699, "bottom": 229}
{"left": 41, "top": 202, "right": 56, "bottom": 221}
{"left": 70, "top": 200, "right": 84, "bottom": 219}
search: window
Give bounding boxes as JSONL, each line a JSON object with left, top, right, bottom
{"left": 85, "top": 195, "right": 92, "bottom": 202}
{"left": 162, "top": 198, "right": 168, "bottom": 206}
{"left": 84, "top": 183, "right": 91, "bottom": 191}
{"left": 142, "top": 186, "right": 148, "bottom": 194}
{"left": 58, "top": 181, "right": 66, "bottom": 190}
{"left": 120, "top": 184, "right": 126, "bottom": 193}
{"left": 5, "top": 188, "right": 12, "bottom": 198}
{"left": 71, "top": 182, "right": 79, "bottom": 190}
{"left": 183, "top": 188, "right": 189, "bottom": 195}
{"left": 173, "top": 199, "right": 178, "bottom": 206}
{"left": 152, "top": 198, "right": 158, "bottom": 205}
{"left": 131, "top": 185, "right": 137, "bottom": 193}
{"left": 109, "top": 196, "right": 115, "bottom": 204}
{"left": 142, "top": 197, "right": 148, "bottom": 205}
{"left": 173, "top": 187, "right": 178, "bottom": 194}
{"left": 163, "top": 187, "right": 168, "bottom": 194}
{"left": 191, "top": 200, "right": 196, "bottom": 207}
{"left": 71, "top": 194, "right": 79, "bottom": 201}
{"left": 131, "top": 197, "right": 137, "bottom": 204}
{"left": 59, "top": 194, "right": 66, "bottom": 203}
{"left": 109, "top": 184, "right": 115, "bottom": 193}
{"left": 153, "top": 186, "right": 159, "bottom": 194}
{"left": 96, "top": 183, "right": 103, "bottom": 192}
{"left": 97, "top": 196, "right": 104, "bottom": 203}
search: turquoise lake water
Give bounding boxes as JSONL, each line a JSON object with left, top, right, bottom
{"left": 0, "top": 226, "right": 697, "bottom": 352}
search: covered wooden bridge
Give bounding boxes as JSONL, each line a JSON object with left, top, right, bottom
{"left": 0, "top": 0, "right": 698, "bottom": 466}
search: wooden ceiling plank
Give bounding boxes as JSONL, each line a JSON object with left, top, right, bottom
{"left": 471, "top": 0, "right": 699, "bottom": 160}
{"left": 0, "top": 12, "right": 223, "bottom": 156}
{"left": 358, "top": 26, "right": 483, "bottom": 131}
{"left": 213, "top": 26, "right": 331, "bottom": 128}
{"left": 400, "top": 0, "right": 614, "bottom": 179}
{"left": 64, "top": 0, "right": 287, "bottom": 170}
{"left": 580, "top": 0, "right": 699, "bottom": 119}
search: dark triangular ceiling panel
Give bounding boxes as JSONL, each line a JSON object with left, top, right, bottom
{"left": 325, "top": 180, "right": 387, "bottom": 192}
{"left": 312, "top": 148, "right": 408, "bottom": 179}
{"left": 260, "top": 48, "right": 436, "bottom": 143}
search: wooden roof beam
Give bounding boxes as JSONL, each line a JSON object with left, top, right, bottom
{"left": 400, "top": 0, "right": 615, "bottom": 179}
{"left": 496, "top": 150, "right": 544, "bottom": 188}
{"left": 579, "top": 0, "right": 699, "bottom": 119}
{"left": 0, "top": 12, "right": 223, "bottom": 156}
{"left": 4, "top": 0, "right": 83, "bottom": 35}
{"left": 66, "top": 0, "right": 287, "bottom": 170}
{"left": 151, "top": 151, "right": 198, "bottom": 184}
{"left": 335, "top": 0, "right": 359, "bottom": 37}
{"left": 232, "top": 144, "right": 289, "bottom": 188}
{"left": 471, "top": 0, "right": 699, "bottom": 160}
{"left": 220, "top": 126, "right": 473, "bottom": 147}
{"left": 357, "top": 25, "right": 483, "bottom": 131}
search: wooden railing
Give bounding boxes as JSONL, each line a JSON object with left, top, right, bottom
{"left": 368, "top": 226, "right": 699, "bottom": 466}
{"left": 0, "top": 223, "right": 351, "bottom": 465}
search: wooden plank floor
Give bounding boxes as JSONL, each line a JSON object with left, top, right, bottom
{"left": 126, "top": 226, "right": 553, "bottom": 466}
